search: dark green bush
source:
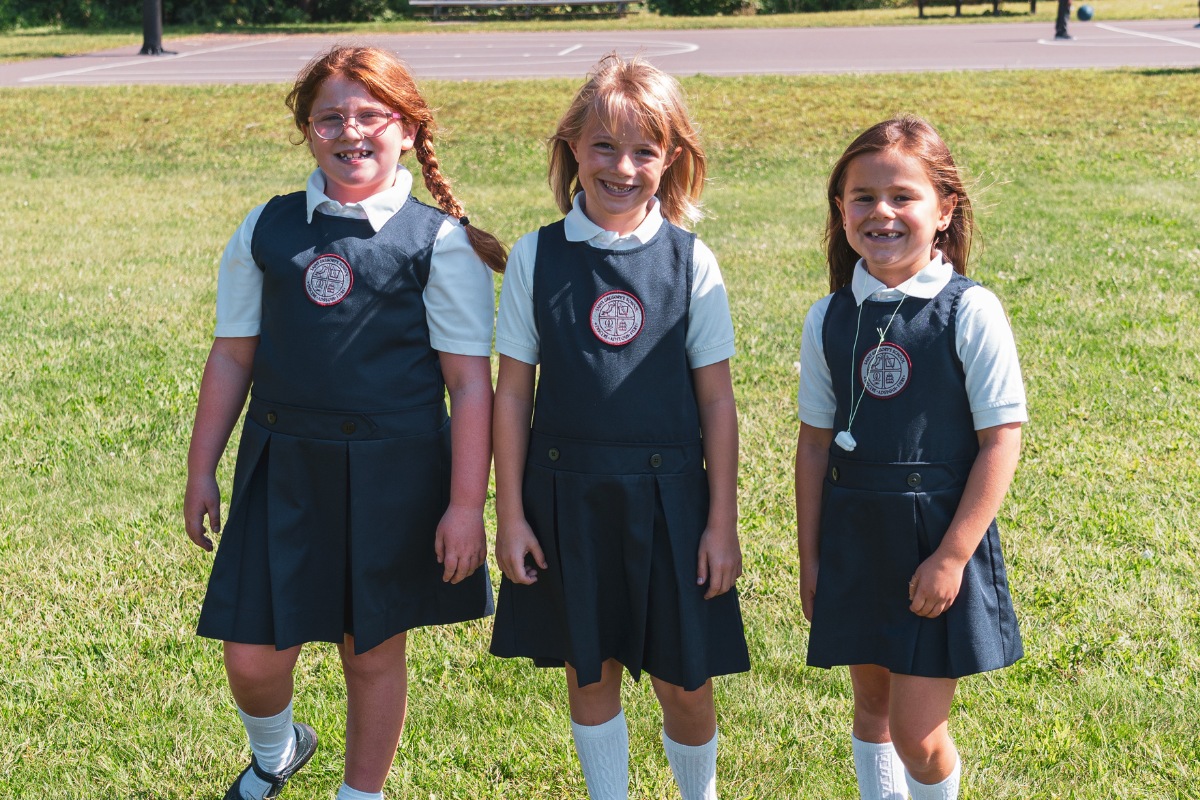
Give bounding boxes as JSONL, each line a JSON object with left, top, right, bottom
{"left": 1, "top": 0, "right": 409, "bottom": 29}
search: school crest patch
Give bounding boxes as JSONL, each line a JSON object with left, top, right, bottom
{"left": 590, "top": 290, "right": 644, "bottom": 346}
{"left": 304, "top": 254, "right": 354, "bottom": 306}
{"left": 860, "top": 342, "right": 911, "bottom": 399}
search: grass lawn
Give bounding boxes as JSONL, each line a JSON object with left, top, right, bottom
{"left": 1, "top": 0, "right": 1197, "bottom": 61}
{"left": 0, "top": 67, "right": 1198, "bottom": 798}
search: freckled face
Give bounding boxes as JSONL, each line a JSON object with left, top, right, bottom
{"left": 569, "top": 110, "right": 680, "bottom": 236}
{"left": 306, "top": 75, "right": 417, "bottom": 205}
{"left": 835, "top": 149, "right": 956, "bottom": 288}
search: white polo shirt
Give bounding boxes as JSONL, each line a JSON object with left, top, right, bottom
{"left": 798, "top": 255, "right": 1027, "bottom": 431}
{"left": 496, "top": 194, "right": 735, "bottom": 369}
{"left": 214, "top": 166, "right": 495, "bottom": 357}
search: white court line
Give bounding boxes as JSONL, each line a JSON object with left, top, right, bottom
{"left": 1095, "top": 22, "right": 1200, "bottom": 49}
{"left": 20, "top": 37, "right": 287, "bottom": 83}
{"left": 557, "top": 44, "right": 582, "bottom": 56}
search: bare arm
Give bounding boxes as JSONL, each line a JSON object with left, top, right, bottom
{"left": 492, "top": 355, "right": 545, "bottom": 584}
{"left": 795, "top": 423, "right": 833, "bottom": 622}
{"left": 436, "top": 352, "right": 494, "bottom": 584}
{"left": 693, "top": 360, "right": 741, "bottom": 600}
{"left": 184, "top": 336, "right": 258, "bottom": 551}
{"left": 908, "top": 422, "right": 1022, "bottom": 617}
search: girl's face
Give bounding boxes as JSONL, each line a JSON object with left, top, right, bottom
{"left": 835, "top": 149, "right": 956, "bottom": 288}
{"left": 569, "top": 110, "right": 680, "bottom": 236}
{"left": 307, "top": 75, "right": 417, "bottom": 205}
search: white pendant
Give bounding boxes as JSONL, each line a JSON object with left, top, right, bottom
{"left": 834, "top": 430, "right": 857, "bottom": 452}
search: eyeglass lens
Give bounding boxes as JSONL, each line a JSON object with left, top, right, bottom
{"left": 311, "top": 112, "right": 395, "bottom": 140}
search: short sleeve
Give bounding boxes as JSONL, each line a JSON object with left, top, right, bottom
{"left": 425, "top": 220, "right": 496, "bottom": 357}
{"left": 214, "top": 203, "right": 267, "bottom": 338}
{"left": 686, "top": 238, "right": 736, "bottom": 369}
{"left": 495, "top": 231, "right": 540, "bottom": 365}
{"left": 797, "top": 295, "right": 836, "bottom": 428}
{"left": 957, "top": 285, "right": 1027, "bottom": 429}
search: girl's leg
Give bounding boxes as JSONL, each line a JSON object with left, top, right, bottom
{"left": 651, "top": 677, "right": 718, "bottom": 800}
{"left": 889, "top": 674, "right": 960, "bottom": 798}
{"left": 338, "top": 632, "right": 409, "bottom": 796}
{"left": 223, "top": 642, "right": 309, "bottom": 800}
{"left": 848, "top": 664, "right": 908, "bottom": 800}
{"left": 567, "top": 659, "right": 628, "bottom": 800}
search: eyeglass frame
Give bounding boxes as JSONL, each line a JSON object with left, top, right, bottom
{"left": 307, "top": 110, "right": 405, "bottom": 141}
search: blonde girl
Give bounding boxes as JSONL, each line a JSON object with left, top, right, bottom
{"left": 490, "top": 54, "right": 750, "bottom": 800}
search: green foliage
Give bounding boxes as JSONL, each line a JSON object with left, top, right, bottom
{"left": 0, "top": 69, "right": 1199, "bottom": 798}
{"left": 0, "top": 0, "right": 410, "bottom": 30}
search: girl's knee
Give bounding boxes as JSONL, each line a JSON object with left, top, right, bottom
{"left": 223, "top": 642, "right": 297, "bottom": 686}
{"left": 340, "top": 635, "right": 408, "bottom": 682}
{"left": 653, "top": 680, "right": 714, "bottom": 720}
{"left": 891, "top": 728, "right": 952, "bottom": 773}
{"left": 853, "top": 684, "right": 890, "bottom": 721}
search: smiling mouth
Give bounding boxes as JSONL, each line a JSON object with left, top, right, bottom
{"left": 337, "top": 150, "right": 372, "bottom": 161}
{"left": 601, "top": 180, "right": 636, "bottom": 195}
{"left": 866, "top": 231, "right": 903, "bottom": 240}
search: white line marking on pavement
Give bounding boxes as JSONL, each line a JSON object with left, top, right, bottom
{"left": 1096, "top": 23, "right": 1200, "bottom": 49}
{"left": 20, "top": 37, "right": 287, "bottom": 83}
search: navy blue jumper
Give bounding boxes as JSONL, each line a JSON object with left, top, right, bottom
{"left": 806, "top": 274, "right": 1023, "bottom": 678}
{"left": 489, "top": 220, "right": 750, "bottom": 691}
{"left": 198, "top": 193, "right": 493, "bottom": 655}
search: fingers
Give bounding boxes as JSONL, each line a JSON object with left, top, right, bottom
{"left": 184, "top": 503, "right": 217, "bottom": 552}
{"left": 497, "top": 543, "right": 544, "bottom": 586}
{"left": 441, "top": 545, "right": 485, "bottom": 584}
{"left": 908, "top": 575, "right": 954, "bottom": 618}
{"left": 701, "top": 555, "right": 743, "bottom": 600}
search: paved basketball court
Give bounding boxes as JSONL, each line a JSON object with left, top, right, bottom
{"left": 2, "top": 19, "right": 1198, "bottom": 86}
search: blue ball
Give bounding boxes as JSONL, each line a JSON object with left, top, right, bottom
{"left": 1077, "top": 3, "right": 1094, "bottom": 20}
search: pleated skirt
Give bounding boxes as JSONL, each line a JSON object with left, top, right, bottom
{"left": 197, "top": 398, "right": 493, "bottom": 655}
{"left": 806, "top": 455, "right": 1023, "bottom": 678}
{"left": 490, "top": 431, "right": 750, "bottom": 691}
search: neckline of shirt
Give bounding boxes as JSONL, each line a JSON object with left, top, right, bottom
{"left": 305, "top": 165, "right": 414, "bottom": 232}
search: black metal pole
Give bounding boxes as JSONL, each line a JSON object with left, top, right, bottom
{"left": 140, "top": 0, "right": 167, "bottom": 55}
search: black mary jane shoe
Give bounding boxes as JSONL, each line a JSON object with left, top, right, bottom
{"left": 223, "top": 723, "right": 318, "bottom": 800}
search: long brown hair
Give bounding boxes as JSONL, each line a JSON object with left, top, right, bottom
{"left": 288, "top": 45, "right": 507, "bottom": 273}
{"left": 549, "top": 53, "right": 706, "bottom": 227}
{"left": 824, "top": 115, "right": 974, "bottom": 292}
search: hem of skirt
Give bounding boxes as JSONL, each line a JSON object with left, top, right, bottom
{"left": 490, "top": 645, "right": 749, "bottom": 691}
{"left": 805, "top": 652, "right": 1022, "bottom": 679}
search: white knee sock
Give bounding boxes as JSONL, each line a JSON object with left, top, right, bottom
{"left": 571, "top": 709, "right": 630, "bottom": 800}
{"left": 335, "top": 783, "right": 384, "bottom": 800}
{"left": 851, "top": 735, "right": 908, "bottom": 800}
{"left": 236, "top": 701, "right": 297, "bottom": 800}
{"left": 661, "top": 729, "right": 718, "bottom": 800}
{"left": 905, "top": 757, "right": 961, "bottom": 800}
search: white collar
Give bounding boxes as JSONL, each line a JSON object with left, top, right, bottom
{"left": 563, "top": 193, "right": 665, "bottom": 246}
{"left": 850, "top": 253, "right": 954, "bottom": 305}
{"left": 305, "top": 165, "right": 414, "bottom": 232}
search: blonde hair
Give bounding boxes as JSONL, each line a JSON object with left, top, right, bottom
{"left": 549, "top": 54, "right": 707, "bottom": 227}
{"left": 824, "top": 115, "right": 975, "bottom": 292}
{"left": 288, "top": 45, "right": 507, "bottom": 273}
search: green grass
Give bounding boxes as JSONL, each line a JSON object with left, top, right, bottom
{"left": 1, "top": 68, "right": 1199, "bottom": 798}
{"left": 1, "top": 0, "right": 1196, "bottom": 62}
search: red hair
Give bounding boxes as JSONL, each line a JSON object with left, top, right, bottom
{"left": 288, "top": 45, "right": 506, "bottom": 273}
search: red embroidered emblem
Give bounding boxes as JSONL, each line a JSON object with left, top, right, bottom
{"left": 860, "top": 343, "right": 911, "bottom": 399}
{"left": 590, "top": 290, "right": 644, "bottom": 346}
{"left": 304, "top": 254, "right": 353, "bottom": 306}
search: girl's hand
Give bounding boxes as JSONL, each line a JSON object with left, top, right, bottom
{"left": 799, "top": 561, "right": 818, "bottom": 623}
{"left": 697, "top": 525, "right": 742, "bottom": 600}
{"left": 907, "top": 552, "right": 966, "bottom": 618}
{"left": 434, "top": 503, "right": 487, "bottom": 584}
{"left": 494, "top": 518, "right": 547, "bottom": 585}
{"left": 184, "top": 474, "right": 220, "bottom": 552}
